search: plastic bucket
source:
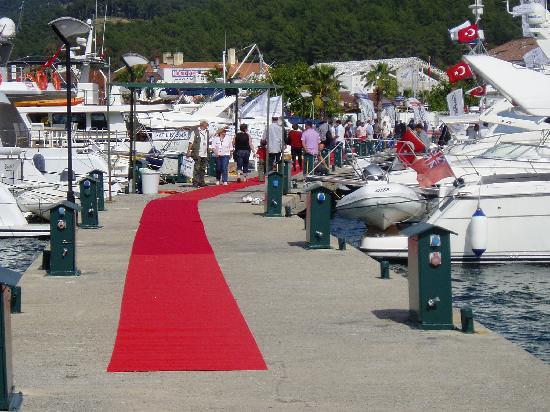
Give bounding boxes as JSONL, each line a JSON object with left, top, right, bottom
{"left": 139, "top": 168, "right": 160, "bottom": 194}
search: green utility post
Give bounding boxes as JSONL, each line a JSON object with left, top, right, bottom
{"left": 0, "top": 267, "right": 23, "bottom": 411}
{"left": 265, "top": 170, "right": 283, "bottom": 217}
{"left": 133, "top": 159, "right": 148, "bottom": 193}
{"left": 207, "top": 154, "right": 216, "bottom": 177}
{"left": 402, "top": 223, "right": 456, "bottom": 330}
{"left": 366, "top": 140, "right": 375, "bottom": 155}
{"left": 79, "top": 177, "right": 101, "bottom": 229}
{"left": 353, "top": 141, "right": 361, "bottom": 156}
{"left": 89, "top": 169, "right": 105, "bottom": 211}
{"left": 303, "top": 153, "right": 315, "bottom": 176}
{"left": 45, "top": 201, "right": 81, "bottom": 276}
{"left": 334, "top": 144, "right": 343, "bottom": 168}
{"left": 359, "top": 141, "right": 367, "bottom": 156}
{"left": 176, "top": 153, "right": 187, "bottom": 183}
{"left": 304, "top": 183, "right": 333, "bottom": 249}
{"left": 282, "top": 159, "right": 291, "bottom": 195}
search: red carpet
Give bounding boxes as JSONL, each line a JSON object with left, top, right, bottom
{"left": 107, "top": 177, "right": 268, "bottom": 372}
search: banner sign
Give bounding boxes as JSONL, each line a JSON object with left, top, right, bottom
{"left": 446, "top": 89, "right": 465, "bottom": 116}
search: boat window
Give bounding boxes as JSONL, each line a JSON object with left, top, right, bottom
{"left": 91, "top": 113, "right": 108, "bottom": 130}
{"left": 52, "top": 113, "right": 86, "bottom": 130}
{"left": 479, "top": 143, "right": 550, "bottom": 161}
{"left": 28, "top": 114, "right": 48, "bottom": 124}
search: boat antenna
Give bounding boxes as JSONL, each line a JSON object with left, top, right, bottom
{"left": 468, "top": 0, "right": 487, "bottom": 54}
{"left": 94, "top": 0, "right": 98, "bottom": 55}
{"left": 222, "top": 31, "right": 227, "bottom": 83}
{"left": 101, "top": 4, "right": 107, "bottom": 57}
{"left": 16, "top": 0, "right": 25, "bottom": 33}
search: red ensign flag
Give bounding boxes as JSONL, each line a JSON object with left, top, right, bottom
{"left": 410, "top": 149, "right": 455, "bottom": 188}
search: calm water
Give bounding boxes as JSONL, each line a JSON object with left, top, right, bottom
{"left": 0, "top": 238, "right": 48, "bottom": 273}
{"left": 331, "top": 214, "right": 550, "bottom": 364}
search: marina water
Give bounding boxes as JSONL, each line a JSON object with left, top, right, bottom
{"left": 331, "top": 214, "right": 550, "bottom": 364}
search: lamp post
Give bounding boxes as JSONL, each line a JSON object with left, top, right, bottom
{"left": 300, "top": 91, "right": 311, "bottom": 128}
{"left": 121, "top": 52, "right": 148, "bottom": 193}
{"left": 49, "top": 17, "right": 91, "bottom": 203}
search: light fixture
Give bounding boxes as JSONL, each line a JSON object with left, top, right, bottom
{"left": 121, "top": 52, "right": 148, "bottom": 193}
{"left": 49, "top": 17, "right": 91, "bottom": 203}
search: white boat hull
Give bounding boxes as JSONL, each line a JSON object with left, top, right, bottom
{"left": 361, "top": 177, "right": 550, "bottom": 262}
{"left": 336, "top": 183, "right": 425, "bottom": 230}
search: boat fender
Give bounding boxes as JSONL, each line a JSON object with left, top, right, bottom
{"left": 35, "top": 70, "right": 48, "bottom": 90}
{"left": 52, "top": 72, "right": 62, "bottom": 90}
{"left": 469, "top": 207, "right": 488, "bottom": 257}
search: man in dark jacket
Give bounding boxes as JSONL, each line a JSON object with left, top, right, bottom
{"left": 186, "top": 120, "right": 210, "bottom": 187}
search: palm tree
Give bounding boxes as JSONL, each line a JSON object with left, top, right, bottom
{"left": 307, "top": 65, "right": 343, "bottom": 118}
{"left": 361, "top": 63, "right": 398, "bottom": 119}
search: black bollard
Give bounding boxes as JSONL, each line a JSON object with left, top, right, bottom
{"left": 380, "top": 260, "right": 390, "bottom": 279}
{"left": 460, "top": 307, "right": 475, "bottom": 333}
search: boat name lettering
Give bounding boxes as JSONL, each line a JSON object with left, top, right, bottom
{"left": 375, "top": 187, "right": 390, "bottom": 193}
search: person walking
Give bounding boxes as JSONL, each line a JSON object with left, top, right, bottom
{"left": 301, "top": 121, "right": 321, "bottom": 175}
{"left": 288, "top": 123, "right": 303, "bottom": 171}
{"left": 263, "top": 116, "right": 284, "bottom": 170}
{"left": 234, "top": 123, "right": 254, "bottom": 182}
{"left": 255, "top": 139, "right": 267, "bottom": 182}
{"left": 212, "top": 127, "right": 233, "bottom": 185}
{"left": 355, "top": 121, "right": 367, "bottom": 141}
{"left": 186, "top": 119, "right": 210, "bottom": 187}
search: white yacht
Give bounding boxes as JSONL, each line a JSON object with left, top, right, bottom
{"left": 360, "top": 2, "right": 550, "bottom": 262}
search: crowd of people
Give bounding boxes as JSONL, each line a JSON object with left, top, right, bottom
{"left": 185, "top": 115, "right": 454, "bottom": 186}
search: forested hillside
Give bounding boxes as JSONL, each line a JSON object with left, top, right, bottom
{"left": 3, "top": 0, "right": 521, "bottom": 68}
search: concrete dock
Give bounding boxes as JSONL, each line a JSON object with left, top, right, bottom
{"left": 13, "top": 182, "right": 550, "bottom": 411}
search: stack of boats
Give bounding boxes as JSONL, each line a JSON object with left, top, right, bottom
{"left": 336, "top": 1, "right": 550, "bottom": 262}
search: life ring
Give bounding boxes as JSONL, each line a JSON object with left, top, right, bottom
{"left": 35, "top": 70, "right": 48, "bottom": 90}
{"left": 52, "top": 72, "right": 62, "bottom": 90}
{"left": 0, "top": 73, "right": 2, "bottom": 85}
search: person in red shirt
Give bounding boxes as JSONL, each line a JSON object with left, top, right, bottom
{"left": 255, "top": 139, "right": 267, "bottom": 182}
{"left": 288, "top": 123, "right": 303, "bottom": 171}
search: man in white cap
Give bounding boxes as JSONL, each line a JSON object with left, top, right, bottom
{"left": 262, "top": 116, "right": 284, "bottom": 170}
{"left": 186, "top": 119, "right": 210, "bottom": 187}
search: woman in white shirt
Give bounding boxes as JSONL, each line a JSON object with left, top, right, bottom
{"left": 212, "top": 128, "right": 233, "bottom": 185}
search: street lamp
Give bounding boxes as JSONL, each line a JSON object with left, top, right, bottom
{"left": 300, "top": 91, "right": 311, "bottom": 128}
{"left": 49, "top": 17, "right": 91, "bottom": 203}
{"left": 121, "top": 52, "right": 148, "bottom": 193}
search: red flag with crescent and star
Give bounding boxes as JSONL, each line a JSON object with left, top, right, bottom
{"left": 396, "top": 128, "right": 426, "bottom": 166}
{"left": 447, "top": 61, "right": 473, "bottom": 83}
{"left": 457, "top": 24, "right": 479, "bottom": 43}
{"left": 468, "top": 85, "right": 486, "bottom": 97}
{"left": 410, "top": 149, "right": 455, "bottom": 188}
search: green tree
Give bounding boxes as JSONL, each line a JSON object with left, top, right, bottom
{"left": 425, "top": 80, "right": 479, "bottom": 112}
{"left": 113, "top": 65, "right": 147, "bottom": 82}
{"left": 307, "top": 65, "right": 342, "bottom": 118}
{"left": 205, "top": 67, "right": 223, "bottom": 82}
{"left": 268, "top": 62, "right": 311, "bottom": 114}
{"left": 361, "top": 63, "right": 398, "bottom": 100}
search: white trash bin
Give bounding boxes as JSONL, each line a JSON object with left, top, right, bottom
{"left": 140, "top": 168, "right": 160, "bottom": 195}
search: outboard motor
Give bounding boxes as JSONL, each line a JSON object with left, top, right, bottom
{"left": 60, "top": 168, "right": 75, "bottom": 182}
{"left": 32, "top": 153, "right": 46, "bottom": 173}
{"left": 145, "top": 149, "right": 163, "bottom": 170}
{"left": 362, "top": 163, "right": 385, "bottom": 181}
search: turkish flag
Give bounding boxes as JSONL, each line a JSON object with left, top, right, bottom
{"left": 457, "top": 24, "right": 479, "bottom": 43}
{"left": 410, "top": 149, "right": 454, "bottom": 188}
{"left": 447, "top": 61, "right": 473, "bottom": 83}
{"left": 468, "top": 85, "right": 486, "bottom": 97}
{"left": 396, "top": 128, "right": 426, "bottom": 166}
